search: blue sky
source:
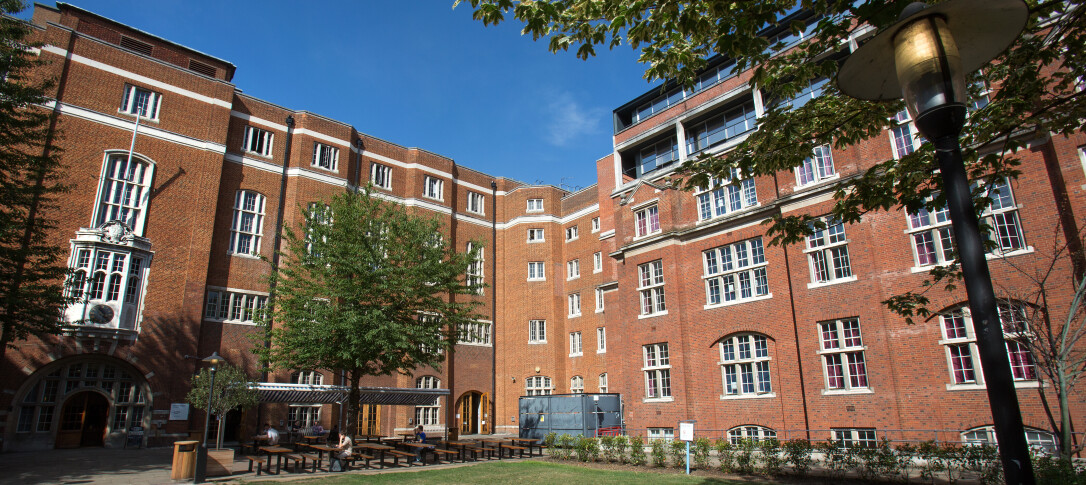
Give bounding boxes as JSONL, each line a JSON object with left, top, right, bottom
{"left": 26, "top": 1, "right": 660, "bottom": 189}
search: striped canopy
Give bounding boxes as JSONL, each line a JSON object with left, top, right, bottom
{"left": 250, "top": 383, "right": 449, "bottom": 406}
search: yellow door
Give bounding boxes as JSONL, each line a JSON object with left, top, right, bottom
{"left": 480, "top": 393, "right": 490, "bottom": 434}
{"left": 459, "top": 396, "right": 470, "bottom": 434}
{"left": 356, "top": 405, "right": 380, "bottom": 436}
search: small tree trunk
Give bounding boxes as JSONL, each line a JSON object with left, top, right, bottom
{"left": 1059, "top": 369, "right": 1074, "bottom": 461}
{"left": 346, "top": 370, "right": 361, "bottom": 437}
{"left": 216, "top": 415, "right": 225, "bottom": 450}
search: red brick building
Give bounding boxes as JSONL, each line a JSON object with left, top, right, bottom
{"left": 1, "top": 3, "right": 1083, "bottom": 452}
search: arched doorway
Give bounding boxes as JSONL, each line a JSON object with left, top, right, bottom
{"left": 56, "top": 391, "right": 109, "bottom": 448}
{"left": 456, "top": 391, "right": 490, "bottom": 435}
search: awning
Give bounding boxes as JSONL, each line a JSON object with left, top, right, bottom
{"left": 250, "top": 383, "right": 449, "bottom": 406}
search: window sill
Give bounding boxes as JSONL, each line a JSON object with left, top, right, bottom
{"left": 694, "top": 204, "right": 760, "bottom": 225}
{"left": 821, "top": 388, "right": 874, "bottom": 396}
{"left": 594, "top": 269, "right": 602, "bottom": 274}
{"left": 794, "top": 173, "right": 841, "bottom": 191}
{"left": 807, "top": 275, "right": 858, "bottom": 289}
{"left": 638, "top": 310, "right": 669, "bottom": 319}
{"left": 229, "top": 252, "right": 262, "bottom": 260}
{"left": 526, "top": 209, "right": 544, "bottom": 214}
{"left": 527, "top": 240, "right": 545, "bottom": 243}
{"left": 911, "top": 247, "right": 1037, "bottom": 273}
{"left": 118, "top": 111, "right": 160, "bottom": 123}
{"left": 633, "top": 231, "right": 662, "bottom": 241}
{"left": 310, "top": 164, "right": 338, "bottom": 173}
{"left": 597, "top": 349, "right": 606, "bottom": 354}
{"left": 422, "top": 195, "right": 445, "bottom": 202}
{"left": 595, "top": 309, "right": 604, "bottom": 314}
{"left": 720, "top": 392, "right": 777, "bottom": 400}
{"left": 569, "top": 353, "right": 583, "bottom": 358}
{"left": 945, "top": 380, "right": 1041, "bottom": 391}
{"left": 566, "top": 238, "right": 579, "bottom": 243}
{"left": 203, "top": 318, "right": 258, "bottom": 327}
{"left": 642, "top": 397, "right": 674, "bottom": 403}
{"left": 816, "top": 346, "right": 867, "bottom": 355}
{"left": 527, "top": 278, "right": 546, "bottom": 282}
{"left": 567, "top": 276, "right": 580, "bottom": 281}
{"left": 466, "top": 210, "right": 485, "bottom": 216}
{"left": 568, "top": 313, "right": 582, "bottom": 319}
{"left": 703, "top": 293, "right": 773, "bottom": 310}
{"left": 528, "top": 340, "right": 547, "bottom": 345}
{"left": 372, "top": 184, "right": 393, "bottom": 191}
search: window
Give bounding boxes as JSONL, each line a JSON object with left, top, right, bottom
{"left": 423, "top": 176, "right": 444, "bottom": 200}
{"left": 940, "top": 303, "right": 1037, "bottom": 386}
{"left": 458, "top": 321, "right": 492, "bottom": 346}
{"left": 96, "top": 154, "right": 153, "bottom": 234}
{"left": 909, "top": 178, "right": 1026, "bottom": 266}
{"left": 796, "top": 145, "right": 835, "bottom": 186}
{"left": 592, "top": 217, "right": 600, "bottom": 232}
{"left": 568, "top": 293, "right": 581, "bottom": 317}
{"left": 694, "top": 168, "right": 758, "bottom": 221}
{"left": 371, "top": 163, "right": 392, "bottom": 190}
{"left": 312, "top": 143, "right": 338, "bottom": 171}
{"left": 525, "top": 376, "right": 552, "bottom": 396}
{"left": 529, "top": 319, "right": 546, "bottom": 343}
{"left": 290, "top": 370, "right": 323, "bottom": 385}
{"left": 890, "top": 110, "right": 921, "bottom": 158}
{"left": 64, "top": 242, "right": 149, "bottom": 331}
{"left": 593, "top": 252, "right": 603, "bottom": 273}
{"left": 983, "top": 179, "right": 1026, "bottom": 252}
{"left": 833, "top": 429, "right": 878, "bottom": 448}
{"left": 204, "top": 289, "right": 268, "bottom": 325}
{"left": 962, "top": 426, "right": 1058, "bottom": 454}
{"left": 595, "top": 288, "right": 605, "bottom": 313}
{"left": 598, "top": 373, "right": 608, "bottom": 393}
{"left": 567, "top": 259, "right": 580, "bottom": 280}
{"left": 570, "top": 376, "right": 584, "bottom": 393}
{"left": 566, "top": 225, "right": 579, "bottom": 241}
{"left": 466, "top": 242, "right": 484, "bottom": 294}
{"left": 777, "top": 77, "right": 828, "bottom": 111}
{"left": 720, "top": 334, "right": 773, "bottom": 397}
{"left": 17, "top": 360, "right": 149, "bottom": 435}
{"left": 643, "top": 343, "right": 672, "bottom": 399}
{"left": 229, "top": 190, "right": 265, "bottom": 256}
{"left": 288, "top": 405, "right": 320, "bottom": 427}
{"left": 632, "top": 138, "right": 679, "bottom": 177}
{"left": 638, "top": 260, "right": 666, "bottom": 316}
{"left": 635, "top": 205, "right": 661, "bottom": 237}
{"left": 120, "top": 85, "right": 161, "bottom": 119}
{"left": 685, "top": 98, "right": 758, "bottom": 155}
{"left": 806, "top": 219, "right": 853, "bottom": 284}
{"left": 415, "top": 376, "right": 441, "bottom": 425}
{"left": 527, "top": 228, "right": 544, "bottom": 242}
{"left": 467, "top": 192, "right": 485, "bottom": 215}
{"left": 728, "top": 426, "right": 777, "bottom": 444}
{"left": 242, "top": 126, "right": 273, "bottom": 157}
{"left": 569, "top": 332, "right": 582, "bottom": 356}
{"left": 704, "top": 238, "right": 769, "bottom": 306}
{"left": 597, "top": 327, "right": 606, "bottom": 352}
{"left": 304, "top": 203, "right": 332, "bottom": 256}
{"left": 528, "top": 262, "right": 546, "bottom": 281}
{"left": 527, "top": 198, "right": 544, "bottom": 212}
{"left": 648, "top": 428, "right": 675, "bottom": 441}
{"left": 819, "top": 318, "right": 869, "bottom": 392}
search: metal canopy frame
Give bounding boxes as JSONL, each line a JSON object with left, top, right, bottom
{"left": 250, "top": 382, "right": 449, "bottom": 406}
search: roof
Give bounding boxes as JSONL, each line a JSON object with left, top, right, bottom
{"left": 250, "top": 383, "right": 449, "bottom": 406}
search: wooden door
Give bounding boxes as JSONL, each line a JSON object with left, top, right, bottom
{"left": 355, "top": 405, "right": 380, "bottom": 436}
{"left": 480, "top": 392, "right": 491, "bottom": 434}
{"left": 459, "top": 395, "right": 470, "bottom": 434}
{"left": 56, "top": 392, "right": 108, "bottom": 448}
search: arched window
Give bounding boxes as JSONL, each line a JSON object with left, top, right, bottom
{"left": 598, "top": 373, "right": 608, "bottom": 393}
{"left": 230, "top": 190, "right": 265, "bottom": 256}
{"left": 719, "top": 334, "right": 773, "bottom": 397}
{"left": 415, "top": 376, "right": 441, "bottom": 426}
{"left": 727, "top": 425, "right": 776, "bottom": 444}
{"left": 525, "top": 376, "right": 552, "bottom": 396}
{"left": 570, "top": 376, "right": 584, "bottom": 393}
{"left": 940, "top": 302, "right": 1036, "bottom": 386}
{"left": 95, "top": 154, "right": 153, "bottom": 235}
{"left": 962, "top": 426, "right": 1057, "bottom": 454}
{"left": 290, "top": 371, "right": 323, "bottom": 386}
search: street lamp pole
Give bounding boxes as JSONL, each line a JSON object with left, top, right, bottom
{"left": 193, "top": 352, "right": 224, "bottom": 484}
{"left": 837, "top": 1, "right": 1033, "bottom": 482}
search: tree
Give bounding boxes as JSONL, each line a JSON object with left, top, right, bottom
{"left": 185, "top": 364, "right": 260, "bottom": 450}
{"left": 0, "top": 0, "right": 69, "bottom": 363}
{"left": 258, "top": 187, "right": 486, "bottom": 436}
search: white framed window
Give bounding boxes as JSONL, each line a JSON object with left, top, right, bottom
{"left": 819, "top": 318, "right": 869, "bottom": 392}
{"left": 568, "top": 293, "right": 581, "bottom": 317}
{"left": 889, "top": 110, "right": 922, "bottom": 158}
{"left": 288, "top": 405, "right": 321, "bottom": 427}
{"left": 595, "top": 288, "right": 605, "bottom": 313}
{"left": 203, "top": 289, "right": 268, "bottom": 325}
{"left": 961, "top": 426, "right": 1058, "bottom": 454}
{"left": 684, "top": 98, "right": 757, "bottom": 155}
{"left": 597, "top": 327, "right": 606, "bottom": 352}
{"left": 529, "top": 319, "right": 546, "bottom": 343}
{"left": 527, "top": 198, "right": 544, "bottom": 212}
{"left": 591, "top": 217, "right": 600, "bottom": 232}
{"left": 95, "top": 154, "right": 154, "bottom": 235}
{"left": 638, "top": 260, "right": 666, "bottom": 316}
{"left": 291, "top": 370, "right": 324, "bottom": 385}
{"left": 635, "top": 205, "right": 660, "bottom": 237}
{"left": 423, "top": 176, "right": 444, "bottom": 200}
{"left": 570, "top": 376, "right": 584, "bottom": 393}
{"left": 570, "top": 330, "right": 583, "bottom": 355}
{"left": 525, "top": 376, "right": 552, "bottom": 396}
{"left": 304, "top": 203, "right": 332, "bottom": 256}
{"left": 528, "top": 261, "right": 546, "bottom": 281}
{"left": 527, "top": 228, "right": 545, "bottom": 242}
{"left": 806, "top": 219, "right": 854, "bottom": 285}
{"left": 648, "top": 428, "right": 675, "bottom": 441}
{"left": 567, "top": 259, "right": 580, "bottom": 280}
{"left": 833, "top": 428, "right": 878, "bottom": 448}
{"left": 17, "top": 361, "right": 149, "bottom": 435}
{"left": 458, "top": 321, "right": 492, "bottom": 346}
{"left": 720, "top": 334, "right": 772, "bottom": 397}
{"left": 566, "top": 225, "right": 579, "bottom": 241}
{"left": 598, "top": 373, "right": 608, "bottom": 393}
{"left": 229, "top": 190, "right": 265, "bottom": 256}
{"left": 371, "top": 163, "right": 392, "bottom": 190}
{"left": 593, "top": 252, "right": 603, "bottom": 273}
{"left": 242, "top": 126, "right": 273, "bottom": 157}
{"left": 120, "top": 84, "right": 161, "bottom": 119}
{"left": 982, "top": 179, "right": 1027, "bottom": 252}
{"left": 694, "top": 168, "right": 758, "bottom": 221}
{"left": 415, "top": 376, "right": 441, "bottom": 425}
{"left": 643, "top": 343, "right": 671, "bottom": 399}
{"left": 728, "top": 425, "right": 777, "bottom": 444}
{"left": 466, "top": 242, "right": 484, "bottom": 294}
{"left": 704, "top": 238, "right": 769, "bottom": 306}
{"left": 796, "top": 144, "right": 836, "bottom": 186}
{"left": 467, "top": 192, "right": 485, "bottom": 215}
{"left": 65, "top": 245, "right": 149, "bottom": 331}
{"left": 908, "top": 178, "right": 1026, "bottom": 267}
{"left": 940, "top": 303, "right": 1037, "bottom": 386}
{"left": 312, "top": 143, "right": 338, "bottom": 171}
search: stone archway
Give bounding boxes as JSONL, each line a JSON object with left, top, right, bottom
{"left": 56, "top": 390, "right": 110, "bottom": 448}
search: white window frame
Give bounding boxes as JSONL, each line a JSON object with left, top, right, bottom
{"left": 832, "top": 428, "right": 878, "bottom": 448}
{"left": 940, "top": 303, "right": 1037, "bottom": 389}
{"left": 242, "top": 125, "right": 274, "bottom": 157}
{"left": 595, "top": 288, "right": 605, "bottom": 313}
{"left": 567, "top": 259, "right": 580, "bottom": 280}
{"left": 961, "top": 426, "right": 1058, "bottom": 454}
{"left": 527, "top": 228, "right": 545, "bottom": 243}
{"left": 565, "top": 225, "right": 579, "bottom": 241}
{"left": 64, "top": 244, "right": 150, "bottom": 331}
{"left": 467, "top": 192, "right": 485, "bottom": 215}
{"left": 694, "top": 169, "right": 758, "bottom": 222}
{"left": 229, "top": 190, "right": 265, "bottom": 257}
{"left": 648, "top": 428, "right": 675, "bottom": 441}
{"left": 818, "top": 318, "right": 870, "bottom": 394}
{"left": 528, "top": 261, "right": 546, "bottom": 281}
{"left": 312, "top": 142, "right": 339, "bottom": 172}
{"left": 805, "top": 218, "right": 855, "bottom": 286}
{"left": 120, "top": 84, "right": 161, "bottom": 120}
{"left": 371, "top": 163, "right": 392, "bottom": 190}
{"left": 598, "top": 373, "right": 608, "bottom": 393}
{"left": 288, "top": 405, "right": 321, "bottom": 427}
{"left": 423, "top": 176, "right": 444, "bottom": 201}
{"left": 458, "top": 321, "right": 492, "bottom": 346}
{"left": 703, "top": 238, "right": 770, "bottom": 307}
{"left": 415, "top": 376, "right": 441, "bottom": 425}
{"left": 466, "top": 242, "right": 484, "bottom": 294}
{"left": 719, "top": 334, "right": 774, "bottom": 398}
{"left": 570, "top": 376, "right": 584, "bottom": 393}
{"left": 638, "top": 260, "right": 667, "bottom": 317}
{"left": 529, "top": 319, "right": 547, "bottom": 344}
{"left": 795, "top": 144, "right": 837, "bottom": 187}
{"left": 291, "top": 370, "right": 324, "bottom": 385}
{"left": 568, "top": 293, "right": 581, "bottom": 317}
{"left": 593, "top": 252, "right": 603, "bottom": 273}
{"left": 94, "top": 153, "right": 155, "bottom": 236}
{"left": 889, "top": 110, "right": 921, "bottom": 159}
{"left": 643, "top": 343, "right": 672, "bottom": 400}
{"left": 591, "top": 217, "right": 600, "bottom": 232}
{"left": 526, "top": 198, "right": 544, "bottom": 212}
{"left": 597, "top": 327, "right": 606, "bottom": 353}
{"left": 634, "top": 205, "right": 661, "bottom": 238}
{"left": 203, "top": 288, "right": 269, "bottom": 325}
{"left": 728, "top": 425, "right": 777, "bottom": 444}
{"left": 525, "top": 376, "right": 552, "bottom": 396}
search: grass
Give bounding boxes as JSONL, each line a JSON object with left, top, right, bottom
{"left": 246, "top": 460, "right": 759, "bottom": 484}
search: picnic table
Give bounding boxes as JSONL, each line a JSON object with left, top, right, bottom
{"left": 355, "top": 434, "right": 383, "bottom": 442}
{"left": 401, "top": 441, "right": 434, "bottom": 463}
{"left": 249, "top": 435, "right": 270, "bottom": 454}
{"left": 399, "top": 432, "right": 418, "bottom": 441}
{"left": 508, "top": 437, "right": 543, "bottom": 456}
{"left": 307, "top": 443, "right": 336, "bottom": 469}
{"left": 443, "top": 440, "right": 478, "bottom": 461}
{"left": 355, "top": 442, "right": 394, "bottom": 467}
{"left": 258, "top": 445, "right": 293, "bottom": 475}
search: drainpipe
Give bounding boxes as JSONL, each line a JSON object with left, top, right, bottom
{"left": 490, "top": 180, "right": 498, "bottom": 434}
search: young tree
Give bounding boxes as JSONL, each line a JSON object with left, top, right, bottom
{"left": 259, "top": 187, "right": 486, "bottom": 435}
{"left": 0, "top": 0, "right": 69, "bottom": 363}
{"left": 186, "top": 364, "right": 260, "bottom": 449}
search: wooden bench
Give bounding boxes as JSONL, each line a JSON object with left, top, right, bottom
{"left": 430, "top": 448, "right": 458, "bottom": 463}
{"left": 349, "top": 452, "right": 375, "bottom": 469}
{"left": 467, "top": 445, "right": 494, "bottom": 460}
{"left": 300, "top": 453, "right": 322, "bottom": 472}
{"left": 384, "top": 449, "right": 416, "bottom": 467}
{"left": 281, "top": 454, "right": 304, "bottom": 473}
{"left": 246, "top": 455, "right": 267, "bottom": 475}
{"left": 501, "top": 444, "right": 529, "bottom": 459}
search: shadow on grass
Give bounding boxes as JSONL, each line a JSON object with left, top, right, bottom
{"left": 0, "top": 446, "right": 175, "bottom": 484}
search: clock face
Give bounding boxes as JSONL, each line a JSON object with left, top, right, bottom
{"left": 88, "top": 304, "right": 114, "bottom": 324}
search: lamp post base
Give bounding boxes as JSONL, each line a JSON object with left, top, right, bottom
{"left": 192, "top": 445, "right": 207, "bottom": 483}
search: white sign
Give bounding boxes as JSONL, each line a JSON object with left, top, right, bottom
{"left": 169, "top": 403, "right": 189, "bottom": 421}
{"left": 679, "top": 422, "right": 694, "bottom": 441}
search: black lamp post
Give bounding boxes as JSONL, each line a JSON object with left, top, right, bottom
{"left": 193, "top": 351, "right": 225, "bottom": 484}
{"left": 837, "top": 0, "right": 1032, "bottom": 482}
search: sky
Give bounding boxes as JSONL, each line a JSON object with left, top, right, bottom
{"left": 23, "top": 1, "right": 661, "bottom": 190}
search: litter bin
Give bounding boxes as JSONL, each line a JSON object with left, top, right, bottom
{"left": 447, "top": 427, "right": 459, "bottom": 442}
{"left": 171, "top": 440, "right": 199, "bottom": 480}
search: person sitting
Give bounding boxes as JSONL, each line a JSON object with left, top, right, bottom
{"left": 313, "top": 423, "right": 325, "bottom": 435}
{"left": 328, "top": 425, "right": 340, "bottom": 445}
{"left": 413, "top": 425, "right": 433, "bottom": 463}
{"left": 258, "top": 423, "right": 280, "bottom": 446}
{"left": 331, "top": 433, "right": 352, "bottom": 472}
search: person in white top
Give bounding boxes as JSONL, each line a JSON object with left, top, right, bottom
{"left": 258, "top": 423, "right": 280, "bottom": 446}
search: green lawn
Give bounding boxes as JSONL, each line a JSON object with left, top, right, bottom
{"left": 246, "top": 460, "right": 761, "bottom": 484}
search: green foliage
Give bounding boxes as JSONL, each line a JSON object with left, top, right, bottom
{"left": 693, "top": 437, "right": 711, "bottom": 471}
{"left": 668, "top": 439, "right": 687, "bottom": 469}
{"left": 628, "top": 436, "right": 646, "bottom": 466}
{"left": 758, "top": 438, "right": 783, "bottom": 476}
{"left": 917, "top": 441, "right": 947, "bottom": 483}
{"left": 650, "top": 438, "right": 667, "bottom": 467}
{"left": 1033, "top": 454, "right": 1086, "bottom": 485}
{"left": 820, "top": 440, "right": 853, "bottom": 480}
{"left": 611, "top": 435, "right": 628, "bottom": 464}
{"left": 961, "top": 443, "right": 1002, "bottom": 485}
{"left": 599, "top": 435, "right": 615, "bottom": 462}
{"left": 543, "top": 432, "right": 557, "bottom": 450}
{"left": 856, "top": 439, "right": 901, "bottom": 482}
{"left": 715, "top": 439, "right": 735, "bottom": 473}
{"left": 895, "top": 443, "right": 920, "bottom": 484}
{"left": 555, "top": 434, "right": 575, "bottom": 460}
{"left": 184, "top": 364, "right": 259, "bottom": 449}
{"left": 0, "top": 0, "right": 70, "bottom": 360}
{"left": 734, "top": 438, "right": 758, "bottom": 474}
{"left": 574, "top": 436, "right": 599, "bottom": 462}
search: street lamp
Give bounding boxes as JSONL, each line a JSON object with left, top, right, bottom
{"left": 837, "top": 0, "right": 1032, "bottom": 483}
{"left": 193, "top": 351, "right": 225, "bottom": 483}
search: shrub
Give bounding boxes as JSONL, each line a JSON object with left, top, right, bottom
{"left": 856, "top": 439, "right": 901, "bottom": 482}
{"left": 960, "top": 443, "right": 1001, "bottom": 485}
{"left": 629, "top": 436, "right": 647, "bottom": 466}
{"left": 917, "top": 440, "right": 946, "bottom": 482}
{"left": 543, "top": 431, "right": 557, "bottom": 450}
{"left": 1033, "top": 454, "right": 1086, "bottom": 485}
{"left": 693, "top": 437, "right": 712, "bottom": 470}
{"left": 555, "top": 433, "right": 575, "bottom": 460}
{"left": 600, "top": 435, "right": 615, "bottom": 462}
{"left": 734, "top": 438, "right": 758, "bottom": 474}
{"left": 759, "top": 438, "right": 784, "bottom": 476}
{"left": 669, "top": 440, "right": 688, "bottom": 469}
{"left": 612, "top": 435, "right": 629, "bottom": 464}
{"left": 716, "top": 439, "right": 736, "bottom": 473}
{"left": 821, "top": 440, "right": 855, "bottom": 480}
{"left": 650, "top": 438, "right": 668, "bottom": 467}
{"left": 574, "top": 436, "right": 599, "bottom": 462}
{"left": 782, "top": 439, "right": 813, "bottom": 477}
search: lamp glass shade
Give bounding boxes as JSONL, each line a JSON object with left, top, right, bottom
{"left": 203, "top": 352, "right": 224, "bottom": 366}
{"left": 893, "top": 15, "right": 966, "bottom": 119}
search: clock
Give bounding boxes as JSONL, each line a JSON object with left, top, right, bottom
{"left": 88, "top": 304, "right": 114, "bottom": 324}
